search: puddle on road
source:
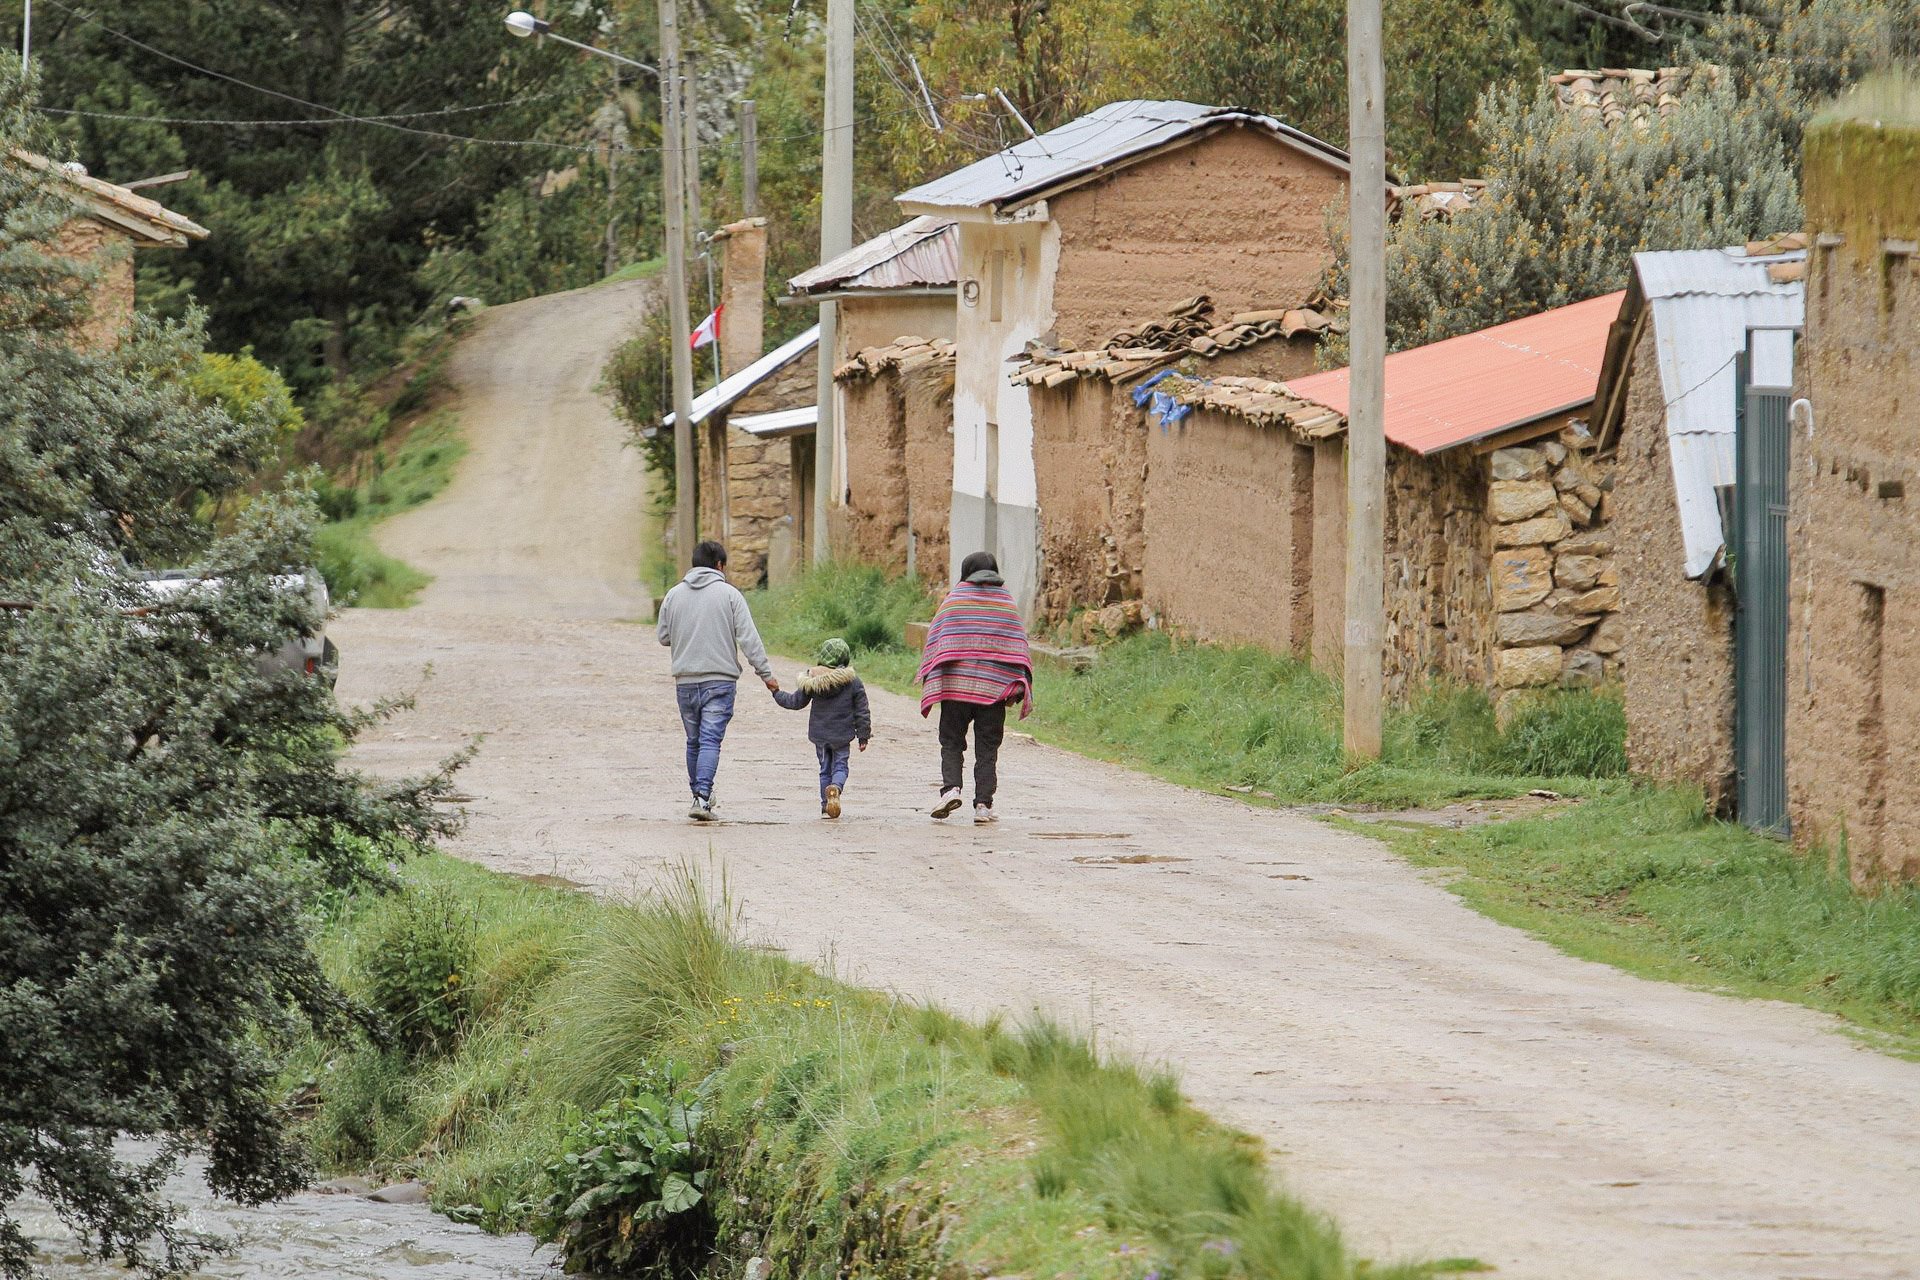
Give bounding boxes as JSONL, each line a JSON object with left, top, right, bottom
{"left": 1070, "top": 853, "right": 1189, "bottom": 865}
{"left": 1033, "top": 831, "right": 1134, "bottom": 840}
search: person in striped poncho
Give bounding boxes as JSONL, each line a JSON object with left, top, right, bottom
{"left": 917, "top": 551, "right": 1033, "bottom": 824}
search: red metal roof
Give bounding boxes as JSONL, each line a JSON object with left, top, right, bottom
{"left": 1284, "top": 291, "right": 1625, "bottom": 455}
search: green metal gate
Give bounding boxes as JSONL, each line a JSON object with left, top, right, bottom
{"left": 1733, "top": 333, "right": 1793, "bottom": 834}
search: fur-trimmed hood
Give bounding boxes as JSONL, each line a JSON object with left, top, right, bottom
{"left": 799, "top": 664, "right": 858, "bottom": 695}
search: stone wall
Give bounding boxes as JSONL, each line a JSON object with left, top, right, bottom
{"left": 1143, "top": 406, "right": 1313, "bottom": 654}
{"left": 1483, "top": 425, "right": 1621, "bottom": 703}
{"left": 696, "top": 357, "right": 816, "bottom": 588}
{"left": 1788, "top": 117, "right": 1920, "bottom": 880}
{"left": 1383, "top": 447, "right": 1494, "bottom": 696}
{"left": 1608, "top": 324, "right": 1736, "bottom": 810}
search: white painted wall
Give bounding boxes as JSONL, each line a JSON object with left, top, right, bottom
{"left": 949, "top": 207, "right": 1058, "bottom": 614}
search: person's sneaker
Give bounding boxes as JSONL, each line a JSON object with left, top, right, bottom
{"left": 688, "top": 796, "right": 715, "bottom": 822}
{"left": 973, "top": 804, "right": 996, "bottom": 825}
{"left": 824, "top": 785, "right": 842, "bottom": 819}
{"left": 932, "top": 788, "right": 963, "bottom": 819}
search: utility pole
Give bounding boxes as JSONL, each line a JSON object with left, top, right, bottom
{"left": 681, "top": 64, "right": 703, "bottom": 249}
{"left": 739, "top": 99, "right": 759, "bottom": 217}
{"left": 813, "top": 0, "right": 854, "bottom": 565}
{"left": 660, "top": 0, "right": 698, "bottom": 571}
{"left": 20, "top": 0, "right": 29, "bottom": 67}
{"left": 1343, "top": 0, "right": 1386, "bottom": 759}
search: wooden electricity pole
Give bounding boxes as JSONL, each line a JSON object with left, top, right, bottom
{"left": 1344, "top": 0, "right": 1386, "bottom": 758}
{"left": 813, "top": 0, "right": 854, "bottom": 565}
{"left": 660, "top": 0, "right": 698, "bottom": 570}
{"left": 739, "top": 99, "right": 759, "bottom": 217}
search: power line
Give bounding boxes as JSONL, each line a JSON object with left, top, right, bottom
{"left": 36, "top": 85, "right": 600, "bottom": 129}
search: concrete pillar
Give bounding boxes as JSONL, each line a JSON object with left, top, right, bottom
{"left": 716, "top": 216, "right": 767, "bottom": 376}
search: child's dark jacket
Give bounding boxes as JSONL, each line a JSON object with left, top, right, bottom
{"left": 772, "top": 666, "right": 871, "bottom": 745}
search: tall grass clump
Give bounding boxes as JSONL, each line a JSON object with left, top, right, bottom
{"left": 751, "top": 563, "right": 932, "bottom": 683}
{"left": 294, "top": 854, "right": 1451, "bottom": 1279}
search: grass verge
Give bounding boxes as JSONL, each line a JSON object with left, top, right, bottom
{"left": 293, "top": 854, "right": 1460, "bottom": 1278}
{"left": 750, "top": 564, "right": 1629, "bottom": 808}
{"left": 1367, "top": 789, "right": 1920, "bottom": 1052}
{"left": 310, "top": 410, "right": 465, "bottom": 607}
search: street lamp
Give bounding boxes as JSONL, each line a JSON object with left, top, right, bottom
{"left": 502, "top": 10, "right": 658, "bottom": 76}
{"left": 501, "top": 9, "right": 693, "bottom": 570}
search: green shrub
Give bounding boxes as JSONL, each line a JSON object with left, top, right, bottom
{"left": 360, "top": 883, "right": 477, "bottom": 1056}
{"left": 534, "top": 1066, "right": 713, "bottom": 1277}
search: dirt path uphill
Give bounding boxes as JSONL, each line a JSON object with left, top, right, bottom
{"left": 375, "top": 276, "right": 658, "bottom": 621}
{"left": 333, "top": 280, "right": 1920, "bottom": 1280}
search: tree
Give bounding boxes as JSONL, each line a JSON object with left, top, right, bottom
{"left": 17, "top": 1, "right": 623, "bottom": 390}
{"left": 0, "top": 73, "right": 459, "bottom": 1278}
{"left": 1157, "top": 0, "right": 1539, "bottom": 178}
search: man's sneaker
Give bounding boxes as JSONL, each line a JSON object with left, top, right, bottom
{"left": 932, "top": 788, "right": 963, "bottom": 819}
{"left": 824, "top": 785, "right": 842, "bottom": 819}
{"left": 974, "top": 804, "right": 996, "bottom": 825}
{"left": 688, "top": 796, "right": 715, "bottom": 822}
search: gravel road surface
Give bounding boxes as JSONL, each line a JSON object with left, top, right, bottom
{"left": 332, "top": 279, "right": 1920, "bottom": 1280}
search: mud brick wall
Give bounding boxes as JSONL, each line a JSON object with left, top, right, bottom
{"left": 1383, "top": 447, "right": 1495, "bottom": 697}
{"left": 842, "top": 375, "right": 909, "bottom": 573}
{"left": 1142, "top": 406, "right": 1314, "bottom": 655}
{"left": 54, "top": 217, "right": 134, "bottom": 351}
{"left": 1484, "top": 427, "right": 1621, "bottom": 705}
{"left": 706, "top": 359, "right": 816, "bottom": 588}
{"left": 1046, "top": 127, "right": 1346, "bottom": 351}
{"left": 1788, "top": 119, "right": 1920, "bottom": 880}
{"left": 1030, "top": 381, "right": 1147, "bottom": 621}
{"left": 902, "top": 357, "right": 955, "bottom": 585}
{"left": 1609, "top": 324, "right": 1735, "bottom": 810}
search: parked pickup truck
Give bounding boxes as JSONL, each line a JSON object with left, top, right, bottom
{"left": 133, "top": 568, "right": 339, "bottom": 688}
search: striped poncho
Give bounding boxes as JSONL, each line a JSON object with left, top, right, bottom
{"left": 916, "top": 577, "right": 1034, "bottom": 719}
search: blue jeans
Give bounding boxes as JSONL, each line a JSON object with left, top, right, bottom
{"left": 815, "top": 741, "right": 851, "bottom": 806}
{"left": 675, "top": 680, "right": 737, "bottom": 800}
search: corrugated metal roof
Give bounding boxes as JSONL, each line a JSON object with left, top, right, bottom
{"left": 734, "top": 405, "right": 817, "bottom": 437}
{"left": 663, "top": 324, "right": 818, "bottom": 430}
{"left": 788, "top": 216, "right": 957, "bottom": 296}
{"left": 896, "top": 100, "right": 1348, "bottom": 214}
{"left": 1283, "top": 292, "right": 1623, "bottom": 456}
{"left": 1635, "top": 246, "right": 1804, "bottom": 578}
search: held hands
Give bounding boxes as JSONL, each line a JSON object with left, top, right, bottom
{"left": 858, "top": 739, "right": 869, "bottom": 752}
{"left": 763, "top": 674, "right": 781, "bottom": 693}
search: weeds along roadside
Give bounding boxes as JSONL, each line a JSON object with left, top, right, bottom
{"left": 300, "top": 325, "right": 470, "bottom": 608}
{"left": 290, "top": 854, "right": 1458, "bottom": 1279}
{"left": 749, "top": 565, "right": 1920, "bottom": 1048}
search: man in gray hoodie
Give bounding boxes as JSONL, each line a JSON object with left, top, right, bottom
{"left": 656, "top": 540, "right": 778, "bottom": 820}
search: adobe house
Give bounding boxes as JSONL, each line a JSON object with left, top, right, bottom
{"left": 8, "top": 149, "right": 209, "bottom": 350}
{"left": 787, "top": 216, "right": 958, "bottom": 575}
{"left": 1145, "top": 293, "right": 1623, "bottom": 702}
{"left": 668, "top": 322, "right": 820, "bottom": 589}
{"left": 894, "top": 100, "right": 1353, "bottom": 617}
{"left": 1590, "top": 242, "right": 1805, "bottom": 813}
{"left": 1788, "top": 97, "right": 1920, "bottom": 880}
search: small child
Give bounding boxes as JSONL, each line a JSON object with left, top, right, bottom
{"left": 772, "top": 638, "right": 872, "bottom": 818}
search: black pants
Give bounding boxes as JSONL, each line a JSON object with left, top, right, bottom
{"left": 938, "top": 700, "right": 1007, "bottom": 806}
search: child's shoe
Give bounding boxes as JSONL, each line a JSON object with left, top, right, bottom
{"left": 824, "top": 785, "right": 842, "bottom": 819}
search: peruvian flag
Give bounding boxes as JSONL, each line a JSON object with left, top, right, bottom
{"left": 690, "top": 304, "right": 722, "bottom": 349}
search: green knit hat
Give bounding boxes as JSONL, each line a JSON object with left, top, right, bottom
{"left": 816, "top": 637, "right": 852, "bottom": 668}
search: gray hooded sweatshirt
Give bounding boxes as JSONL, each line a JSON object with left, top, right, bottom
{"left": 655, "top": 567, "right": 773, "bottom": 685}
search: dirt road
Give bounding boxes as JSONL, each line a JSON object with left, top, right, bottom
{"left": 332, "top": 281, "right": 1920, "bottom": 1280}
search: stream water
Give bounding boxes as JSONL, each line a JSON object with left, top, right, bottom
{"left": 13, "top": 1147, "right": 554, "bottom": 1279}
